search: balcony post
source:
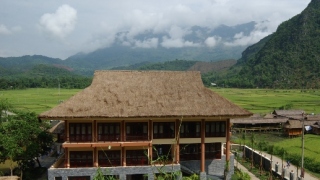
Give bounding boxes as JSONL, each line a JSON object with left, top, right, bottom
{"left": 122, "top": 147, "right": 126, "bottom": 166}
{"left": 94, "top": 147, "right": 98, "bottom": 167}
{"left": 121, "top": 120, "right": 125, "bottom": 141}
{"left": 93, "top": 120, "right": 96, "bottom": 142}
{"left": 175, "top": 119, "right": 180, "bottom": 163}
{"left": 65, "top": 120, "right": 69, "bottom": 142}
{"left": 201, "top": 119, "right": 205, "bottom": 172}
{"left": 64, "top": 147, "right": 70, "bottom": 168}
{"left": 149, "top": 119, "right": 152, "bottom": 141}
{"left": 226, "top": 119, "right": 231, "bottom": 163}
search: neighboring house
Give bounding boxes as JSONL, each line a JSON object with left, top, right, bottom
{"left": 283, "top": 120, "right": 303, "bottom": 137}
{"left": 272, "top": 110, "right": 305, "bottom": 120}
{"left": 231, "top": 114, "right": 287, "bottom": 133}
{"left": 38, "top": 70, "right": 252, "bottom": 180}
{"left": 311, "top": 121, "right": 320, "bottom": 135}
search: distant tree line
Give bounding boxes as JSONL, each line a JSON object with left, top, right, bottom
{"left": 0, "top": 76, "right": 92, "bottom": 90}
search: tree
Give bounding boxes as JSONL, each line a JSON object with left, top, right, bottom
{"left": 0, "top": 109, "right": 53, "bottom": 177}
{"left": 0, "top": 98, "right": 12, "bottom": 123}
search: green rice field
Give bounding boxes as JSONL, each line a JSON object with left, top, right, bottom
{"left": 0, "top": 88, "right": 81, "bottom": 114}
{"left": 212, "top": 88, "right": 320, "bottom": 114}
{"left": 0, "top": 88, "right": 320, "bottom": 114}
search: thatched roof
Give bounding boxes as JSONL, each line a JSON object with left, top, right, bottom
{"left": 307, "top": 114, "right": 320, "bottom": 121}
{"left": 311, "top": 121, "right": 320, "bottom": 128}
{"left": 39, "top": 71, "right": 252, "bottom": 120}
{"left": 273, "top": 110, "right": 304, "bottom": 117}
{"left": 283, "top": 120, "right": 302, "bottom": 129}
{"left": 49, "top": 121, "right": 65, "bottom": 134}
{"left": 231, "top": 116, "right": 288, "bottom": 124}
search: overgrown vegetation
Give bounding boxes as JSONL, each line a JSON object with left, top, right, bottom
{"left": 0, "top": 99, "right": 54, "bottom": 179}
{"left": 232, "top": 132, "right": 320, "bottom": 179}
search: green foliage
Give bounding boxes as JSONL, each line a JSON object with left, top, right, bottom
{"left": 0, "top": 101, "right": 54, "bottom": 177}
{"left": 234, "top": 169, "right": 251, "bottom": 180}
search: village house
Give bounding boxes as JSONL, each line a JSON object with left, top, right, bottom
{"left": 38, "top": 70, "right": 252, "bottom": 180}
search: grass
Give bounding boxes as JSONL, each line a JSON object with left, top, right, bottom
{"left": 212, "top": 88, "right": 320, "bottom": 114}
{"left": 1, "top": 88, "right": 320, "bottom": 115}
{"left": 232, "top": 132, "right": 320, "bottom": 179}
{"left": 0, "top": 88, "right": 81, "bottom": 114}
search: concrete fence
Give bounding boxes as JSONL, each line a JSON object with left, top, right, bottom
{"left": 231, "top": 144, "right": 296, "bottom": 180}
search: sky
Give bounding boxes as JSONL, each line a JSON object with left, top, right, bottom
{"left": 0, "top": 0, "right": 311, "bottom": 60}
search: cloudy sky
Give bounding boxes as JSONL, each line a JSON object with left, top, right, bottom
{"left": 0, "top": 0, "right": 311, "bottom": 59}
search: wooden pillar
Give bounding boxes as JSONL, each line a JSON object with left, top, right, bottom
{"left": 122, "top": 147, "right": 126, "bottom": 166}
{"left": 93, "top": 147, "right": 98, "bottom": 167}
{"left": 121, "top": 121, "right": 125, "bottom": 141}
{"left": 64, "top": 147, "right": 70, "bottom": 168}
{"left": 175, "top": 119, "right": 180, "bottom": 163}
{"left": 149, "top": 144, "right": 153, "bottom": 165}
{"left": 201, "top": 119, "right": 205, "bottom": 172}
{"left": 93, "top": 120, "right": 97, "bottom": 142}
{"left": 65, "top": 120, "right": 69, "bottom": 142}
{"left": 226, "top": 119, "right": 231, "bottom": 162}
{"left": 149, "top": 120, "right": 153, "bottom": 164}
{"left": 149, "top": 119, "right": 153, "bottom": 141}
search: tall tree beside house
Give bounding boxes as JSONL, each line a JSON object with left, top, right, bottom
{"left": 0, "top": 107, "right": 53, "bottom": 178}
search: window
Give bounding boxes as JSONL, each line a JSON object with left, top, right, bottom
{"left": 205, "top": 143, "right": 221, "bottom": 159}
{"left": 69, "top": 123, "right": 92, "bottom": 142}
{"left": 180, "top": 122, "right": 201, "bottom": 138}
{"left": 153, "top": 122, "right": 175, "bottom": 139}
{"left": 205, "top": 121, "right": 226, "bottom": 137}
{"left": 180, "top": 143, "right": 201, "bottom": 161}
{"left": 152, "top": 145, "right": 172, "bottom": 161}
{"left": 126, "top": 150, "right": 148, "bottom": 165}
{"left": 98, "top": 150, "right": 121, "bottom": 167}
{"left": 126, "top": 122, "right": 148, "bottom": 141}
{"left": 70, "top": 151, "right": 93, "bottom": 167}
{"left": 97, "top": 123, "right": 120, "bottom": 141}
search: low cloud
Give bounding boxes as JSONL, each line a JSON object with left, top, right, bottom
{"left": 39, "top": 4, "right": 77, "bottom": 39}
{"left": 0, "top": 24, "right": 21, "bottom": 35}
{"left": 224, "top": 21, "right": 272, "bottom": 47}
{"left": 161, "top": 36, "right": 200, "bottom": 48}
{"left": 205, "top": 36, "right": 221, "bottom": 47}
{"left": 134, "top": 38, "right": 158, "bottom": 48}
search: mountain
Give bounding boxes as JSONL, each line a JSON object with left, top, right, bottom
{"left": 224, "top": 0, "right": 320, "bottom": 88}
{"left": 64, "top": 22, "right": 256, "bottom": 75}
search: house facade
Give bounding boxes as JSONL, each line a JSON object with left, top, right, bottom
{"left": 38, "top": 71, "right": 252, "bottom": 180}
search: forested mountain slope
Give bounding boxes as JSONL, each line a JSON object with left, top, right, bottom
{"left": 231, "top": 0, "right": 320, "bottom": 88}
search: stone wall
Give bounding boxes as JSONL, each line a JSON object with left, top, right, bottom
{"left": 48, "top": 164, "right": 181, "bottom": 180}
{"left": 180, "top": 155, "right": 234, "bottom": 180}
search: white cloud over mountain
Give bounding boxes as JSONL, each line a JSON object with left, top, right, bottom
{"left": 39, "top": 4, "right": 77, "bottom": 39}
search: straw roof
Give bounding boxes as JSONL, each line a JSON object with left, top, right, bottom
{"left": 39, "top": 71, "right": 252, "bottom": 120}
{"left": 272, "top": 110, "right": 304, "bottom": 117}
{"left": 49, "top": 121, "right": 65, "bottom": 134}
{"left": 283, "top": 120, "right": 302, "bottom": 129}
{"left": 231, "top": 116, "right": 288, "bottom": 124}
{"left": 311, "top": 121, "right": 320, "bottom": 128}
